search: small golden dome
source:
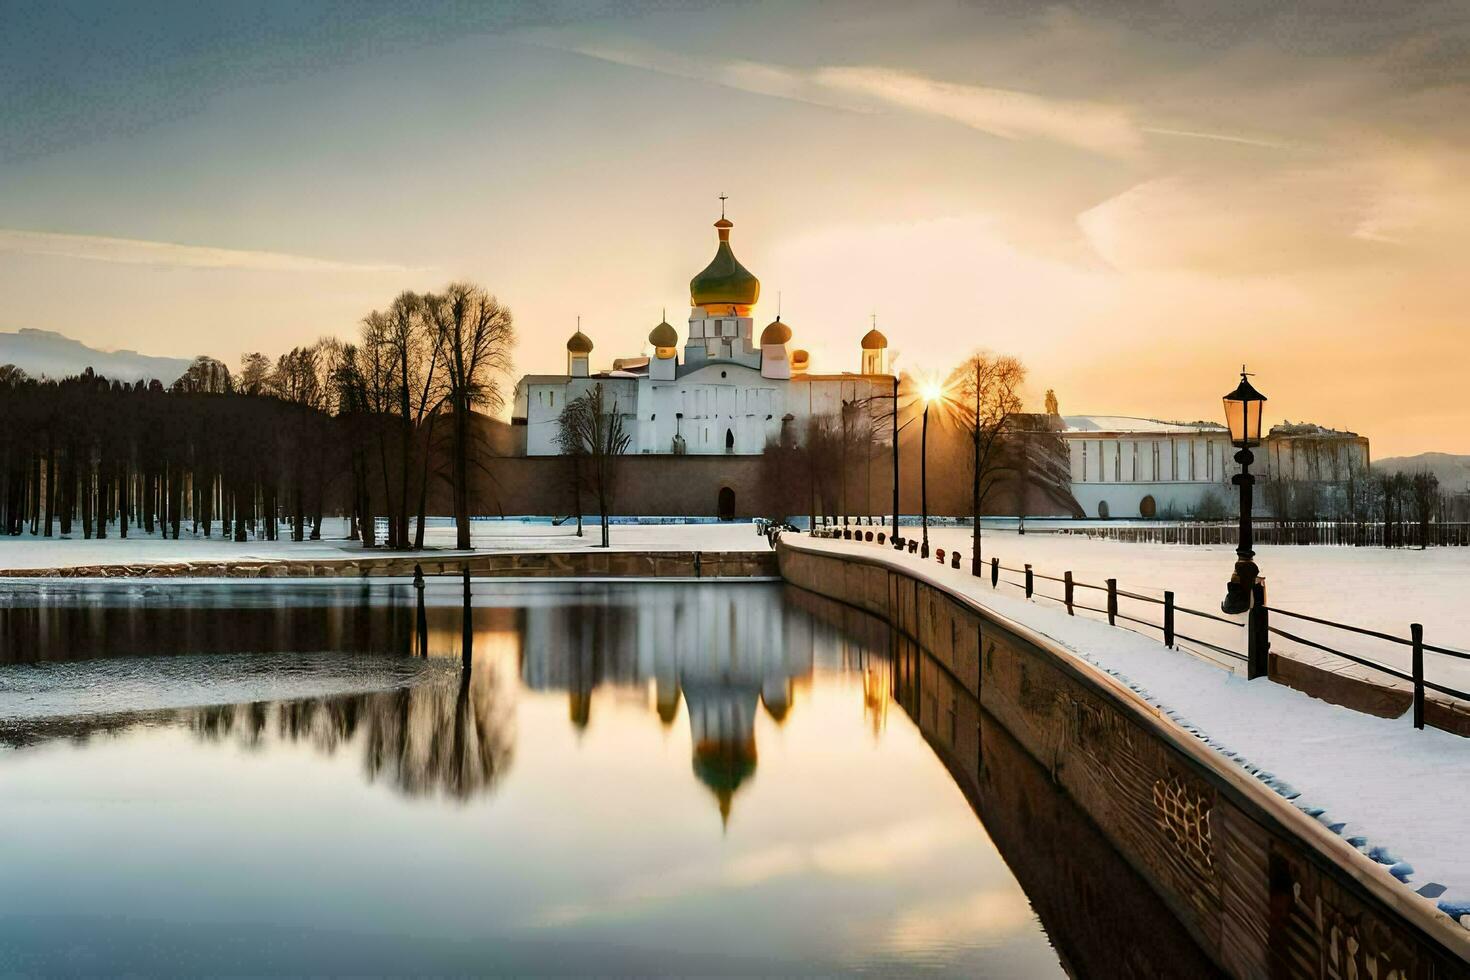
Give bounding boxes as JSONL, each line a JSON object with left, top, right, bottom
{"left": 861, "top": 328, "right": 887, "bottom": 350}
{"left": 566, "top": 330, "right": 593, "bottom": 354}
{"left": 649, "top": 319, "right": 678, "bottom": 347}
{"left": 759, "top": 317, "right": 791, "bottom": 346}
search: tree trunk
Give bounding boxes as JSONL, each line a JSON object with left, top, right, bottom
{"left": 453, "top": 397, "right": 470, "bottom": 550}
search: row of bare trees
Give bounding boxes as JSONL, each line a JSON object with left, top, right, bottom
{"left": 750, "top": 349, "right": 1071, "bottom": 553}
{"left": 0, "top": 282, "right": 514, "bottom": 548}
{"left": 0, "top": 362, "right": 338, "bottom": 542}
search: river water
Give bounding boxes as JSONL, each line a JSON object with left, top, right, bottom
{"left": 0, "top": 579, "right": 1211, "bottom": 976}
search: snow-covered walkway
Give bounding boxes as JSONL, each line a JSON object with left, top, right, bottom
{"left": 789, "top": 533, "right": 1470, "bottom": 934}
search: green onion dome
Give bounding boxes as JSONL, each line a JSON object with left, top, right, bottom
{"left": 566, "top": 330, "right": 593, "bottom": 354}
{"left": 690, "top": 218, "right": 760, "bottom": 308}
{"left": 649, "top": 319, "right": 678, "bottom": 348}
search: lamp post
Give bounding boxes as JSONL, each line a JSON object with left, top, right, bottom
{"left": 1221, "top": 368, "right": 1268, "bottom": 614}
{"left": 919, "top": 382, "right": 940, "bottom": 559}
{"left": 891, "top": 374, "right": 901, "bottom": 549}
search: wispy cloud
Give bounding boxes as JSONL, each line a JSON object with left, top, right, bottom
{"left": 815, "top": 65, "right": 1143, "bottom": 158}
{"left": 1141, "top": 126, "right": 1293, "bottom": 149}
{"left": 561, "top": 40, "right": 1284, "bottom": 159}
{"left": 0, "top": 228, "right": 422, "bottom": 273}
{"left": 558, "top": 41, "right": 868, "bottom": 114}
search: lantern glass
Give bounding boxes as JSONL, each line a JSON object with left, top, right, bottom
{"left": 1222, "top": 373, "right": 1267, "bottom": 448}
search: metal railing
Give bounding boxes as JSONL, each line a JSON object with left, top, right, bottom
{"left": 807, "top": 522, "right": 1470, "bottom": 731}
{"left": 1044, "top": 520, "right": 1470, "bottom": 548}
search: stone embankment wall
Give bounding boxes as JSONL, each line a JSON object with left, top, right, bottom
{"left": 0, "top": 550, "right": 777, "bottom": 580}
{"left": 778, "top": 540, "right": 1469, "bottom": 978}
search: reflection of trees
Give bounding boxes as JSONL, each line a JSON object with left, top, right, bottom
{"left": 181, "top": 661, "right": 515, "bottom": 801}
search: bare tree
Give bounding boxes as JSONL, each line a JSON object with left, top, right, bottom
{"left": 379, "top": 292, "right": 447, "bottom": 549}
{"left": 555, "top": 400, "right": 586, "bottom": 537}
{"left": 947, "top": 351, "right": 1024, "bottom": 573}
{"left": 558, "top": 383, "right": 630, "bottom": 547}
{"left": 423, "top": 284, "right": 515, "bottom": 550}
{"left": 1409, "top": 470, "right": 1440, "bottom": 549}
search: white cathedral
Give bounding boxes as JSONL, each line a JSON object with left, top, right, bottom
{"left": 513, "top": 208, "right": 893, "bottom": 455}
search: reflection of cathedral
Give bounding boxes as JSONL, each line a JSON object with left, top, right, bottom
{"left": 520, "top": 584, "right": 819, "bottom": 821}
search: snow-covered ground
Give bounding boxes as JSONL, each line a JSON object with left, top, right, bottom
{"left": 789, "top": 534, "right": 1470, "bottom": 934}
{"left": 906, "top": 525, "right": 1470, "bottom": 696}
{"left": 0, "top": 518, "right": 769, "bottom": 570}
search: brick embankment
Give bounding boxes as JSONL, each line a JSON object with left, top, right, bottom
{"left": 777, "top": 537, "right": 1470, "bottom": 976}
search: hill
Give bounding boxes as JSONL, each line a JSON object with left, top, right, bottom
{"left": 0, "top": 328, "right": 193, "bottom": 384}
{"left": 1373, "top": 452, "right": 1470, "bottom": 491}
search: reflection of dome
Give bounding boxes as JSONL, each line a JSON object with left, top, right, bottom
{"left": 656, "top": 685, "right": 682, "bottom": 727}
{"left": 567, "top": 331, "right": 594, "bottom": 354}
{"left": 693, "top": 739, "right": 757, "bottom": 825}
{"left": 761, "top": 678, "right": 792, "bottom": 723}
{"left": 861, "top": 328, "right": 887, "bottom": 350}
{"left": 649, "top": 319, "right": 678, "bottom": 348}
{"left": 759, "top": 317, "right": 791, "bottom": 346}
{"left": 569, "top": 688, "right": 592, "bottom": 729}
{"left": 690, "top": 217, "right": 760, "bottom": 308}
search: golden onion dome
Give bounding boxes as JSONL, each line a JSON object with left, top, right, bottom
{"left": 860, "top": 327, "right": 887, "bottom": 350}
{"left": 649, "top": 319, "right": 678, "bottom": 347}
{"left": 759, "top": 317, "right": 791, "bottom": 346}
{"left": 690, "top": 217, "right": 760, "bottom": 308}
{"left": 566, "top": 330, "right": 594, "bottom": 354}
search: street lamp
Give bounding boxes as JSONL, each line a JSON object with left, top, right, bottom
{"left": 919, "top": 380, "right": 942, "bottom": 559}
{"left": 1221, "top": 367, "right": 1267, "bottom": 614}
{"left": 890, "top": 374, "right": 903, "bottom": 549}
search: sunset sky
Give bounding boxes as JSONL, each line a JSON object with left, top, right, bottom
{"left": 3, "top": 1, "right": 1468, "bottom": 457}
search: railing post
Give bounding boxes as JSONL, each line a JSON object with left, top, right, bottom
{"left": 1064, "top": 571, "right": 1074, "bottom": 615}
{"left": 1247, "top": 582, "right": 1268, "bottom": 679}
{"left": 1163, "top": 590, "right": 1175, "bottom": 649}
{"left": 990, "top": 557, "right": 998, "bottom": 588}
{"left": 1106, "top": 578, "right": 1117, "bottom": 626}
{"left": 1024, "top": 564, "right": 1033, "bottom": 599}
{"left": 1411, "top": 623, "right": 1425, "bottom": 730}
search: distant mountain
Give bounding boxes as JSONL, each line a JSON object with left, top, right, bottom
{"left": 1374, "top": 452, "right": 1470, "bottom": 491}
{"left": 0, "top": 328, "right": 193, "bottom": 384}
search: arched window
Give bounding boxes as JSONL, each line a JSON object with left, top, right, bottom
{"left": 1098, "top": 500, "right": 1110, "bottom": 520}
{"left": 725, "top": 428, "right": 735, "bottom": 452}
{"left": 1139, "top": 495, "right": 1156, "bottom": 519}
{"left": 718, "top": 486, "right": 736, "bottom": 521}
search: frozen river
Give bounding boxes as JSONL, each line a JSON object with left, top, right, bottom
{"left": 0, "top": 579, "right": 1213, "bottom": 976}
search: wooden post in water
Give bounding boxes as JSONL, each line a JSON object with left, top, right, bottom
{"left": 461, "top": 565, "right": 473, "bottom": 672}
{"left": 990, "top": 557, "right": 998, "bottom": 588}
{"left": 1411, "top": 623, "right": 1425, "bottom": 730}
{"left": 414, "top": 563, "right": 428, "bottom": 658}
{"left": 1064, "top": 572, "right": 1074, "bottom": 615}
{"left": 1024, "top": 564, "right": 1033, "bottom": 599}
{"left": 1163, "top": 590, "right": 1175, "bottom": 649}
{"left": 1106, "top": 579, "right": 1117, "bottom": 625}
